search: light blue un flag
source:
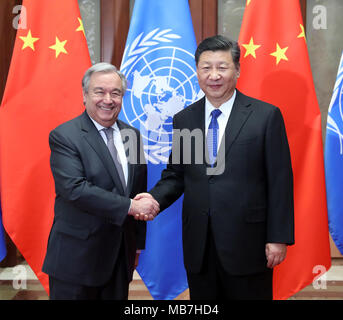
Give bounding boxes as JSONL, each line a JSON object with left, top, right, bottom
{"left": 120, "top": 0, "right": 201, "bottom": 299}
{"left": 325, "top": 51, "right": 343, "bottom": 255}
{"left": 0, "top": 203, "right": 6, "bottom": 262}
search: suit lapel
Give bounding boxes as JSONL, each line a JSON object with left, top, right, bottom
{"left": 117, "top": 120, "right": 134, "bottom": 196}
{"left": 211, "top": 90, "right": 253, "bottom": 176}
{"left": 222, "top": 90, "right": 253, "bottom": 157}
{"left": 190, "top": 97, "right": 206, "bottom": 134}
{"left": 80, "top": 112, "right": 126, "bottom": 195}
{"left": 188, "top": 98, "right": 209, "bottom": 175}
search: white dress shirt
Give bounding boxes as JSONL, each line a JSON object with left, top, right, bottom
{"left": 89, "top": 116, "right": 128, "bottom": 185}
{"left": 205, "top": 89, "right": 236, "bottom": 152}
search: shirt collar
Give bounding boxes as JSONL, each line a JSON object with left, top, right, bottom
{"left": 205, "top": 89, "right": 236, "bottom": 120}
{"left": 88, "top": 113, "right": 119, "bottom": 132}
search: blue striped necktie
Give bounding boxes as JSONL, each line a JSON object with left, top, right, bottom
{"left": 207, "top": 109, "right": 222, "bottom": 166}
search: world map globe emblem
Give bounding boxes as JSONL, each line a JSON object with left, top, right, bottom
{"left": 326, "top": 60, "right": 343, "bottom": 154}
{"left": 121, "top": 45, "right": 201, "bottom": 163}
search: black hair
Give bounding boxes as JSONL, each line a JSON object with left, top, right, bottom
{"left": 195, "top": 35, "right": 240, "bottom": 69}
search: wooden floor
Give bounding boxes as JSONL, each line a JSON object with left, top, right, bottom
{"left": 0, "top": 259, "right": 342, "bottom": 300}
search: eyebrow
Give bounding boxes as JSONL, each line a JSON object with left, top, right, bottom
{"left": 93, "top": 87, "right": 122, "bottom": 93}
{"left": 199, "top": 61, "right": 230, "bottom": 65}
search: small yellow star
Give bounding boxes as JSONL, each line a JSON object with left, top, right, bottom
{"left": 270, "top": 43, "right": 288, "bottom": 65}
{"left": 49, "top": 37, "right": 68, "bottom": 58}
{"left": 19, "top": 30, "right": 39, "bottom": 51}
{"left": 297, "top": 24, "right": 306, "bottom": 42}
{"left": 246, "top": 0, "right": 252, "bottom": 5}
{"left": 76, "top": 17, "right": 85, "bottom": 36}
{"left": 242, "top": 37, "right": 261, "bottom": 59}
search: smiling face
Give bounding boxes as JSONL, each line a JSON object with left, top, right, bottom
{"left": 196, "top": 50, "right": 240, "bottom": 108}
{"left": 83, "top": 71, "right": 123, "bottom": 127}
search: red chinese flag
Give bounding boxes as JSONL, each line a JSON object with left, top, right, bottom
{"left": 237, "top": 0, "right": 331, "bottom": 299}
{"left": 0, "top": 0, "right": 91, "bottom": 293}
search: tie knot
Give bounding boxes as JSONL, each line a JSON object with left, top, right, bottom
{"left": 103, "top": 127, "right": 114, "bottom": 141}
{"left": 211, "top": 109, "right": 222, "bottom": 119}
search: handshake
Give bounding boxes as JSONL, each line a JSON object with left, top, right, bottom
{"left": 128, "top": 193, "right": 160, "bottom": 221}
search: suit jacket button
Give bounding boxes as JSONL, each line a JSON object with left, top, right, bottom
{"left": 208, "top": 177, "right": 215, "bottom": 184}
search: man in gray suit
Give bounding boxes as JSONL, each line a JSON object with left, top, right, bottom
{"left": 42, "top": 63, "right": 159, "bottom": 300}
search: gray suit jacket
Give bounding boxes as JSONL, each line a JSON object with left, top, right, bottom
{"left": 42, "top": 111, "right": 147, "bottom": 286}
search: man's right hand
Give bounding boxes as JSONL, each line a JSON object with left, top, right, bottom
{"left": 128, "top": 194, "right": 160, "bottom": 221}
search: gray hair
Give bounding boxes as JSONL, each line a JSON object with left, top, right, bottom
{"left": 82, "top": 62, "right": 127, "bottom": 95}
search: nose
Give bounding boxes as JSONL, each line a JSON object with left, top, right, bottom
{"left": 103, "top": 92, "right": 113, "bottom": 103}
{"left": 209, "top": 68, "right": 221, "bottom": 80}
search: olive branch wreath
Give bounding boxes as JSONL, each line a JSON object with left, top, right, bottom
{"left": 121, "top": 28, "right": 181, "bottom": 73}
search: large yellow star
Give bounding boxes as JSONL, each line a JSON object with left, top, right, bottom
{"left": 270, "top": 43, "right": 288, "bottom": 65}
{"left": 49, "top": 37, "right": 68, "bottom": 58}
{"left": 76, "top": 17, "right": 85, "bottom": 36}
{"left": 246, "top": 0, "right": 252, "bottom": 6}
{"left": 242, "top": 37, "right": 261, "bottom": 59}
{"left": 297, "top": 24, "right": 306, "bottom": 42}
{"left": 19, "top": 30, "right": 39, "bottom": 51}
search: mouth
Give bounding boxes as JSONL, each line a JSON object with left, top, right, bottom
{"left": 208, "top": 84, "right": 222, "bottom": 90}
{"left": 98, "top": 105, "right": 115, "bottom": 111}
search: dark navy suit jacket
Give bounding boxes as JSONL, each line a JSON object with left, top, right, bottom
{"left": 150, "top": 90, "right": 294, "bottom": 275}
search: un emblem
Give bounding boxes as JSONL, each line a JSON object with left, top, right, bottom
{"left": 121, "top": 29, "right": 202, "bottom": 164}
{"left": 326, "top": 58, "right": 343, "bottom": 155}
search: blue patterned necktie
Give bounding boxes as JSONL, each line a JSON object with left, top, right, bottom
{"left": 207, "top": 109, "right": 222, "bottom": 166}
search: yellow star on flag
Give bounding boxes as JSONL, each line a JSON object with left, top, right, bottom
{"left": 76, "top": 17, "right": 85, "bottom": 36}
{"left": 242, "top": 37, "right": 261, "bottom": 59}
{"left": 297, "top": 24, "right": 306, "bottom": 42}
{"left": 49, "top": 37, "right": 68, "bottom": 58}
{"left": 246, "top": 0, "right": 252, "bottom": 6}
{"left": 19, "top": 30, "right": 39, "bottom": 51}
{"left": 270, "top": 43, "right": 288, "bottom": 65}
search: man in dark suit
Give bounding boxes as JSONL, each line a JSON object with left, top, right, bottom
{"left": 42, "top": 63, "right": 159, "bottom": 300}
{"left": 135, "top": 35, "right": 294, "bottom": 300}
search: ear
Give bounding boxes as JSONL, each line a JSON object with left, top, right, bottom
{"left": 82, "top": 91, "right": 87, "bottom": 105}
{"left": 236, "top": 65, "right": 241, "bottom": 78}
